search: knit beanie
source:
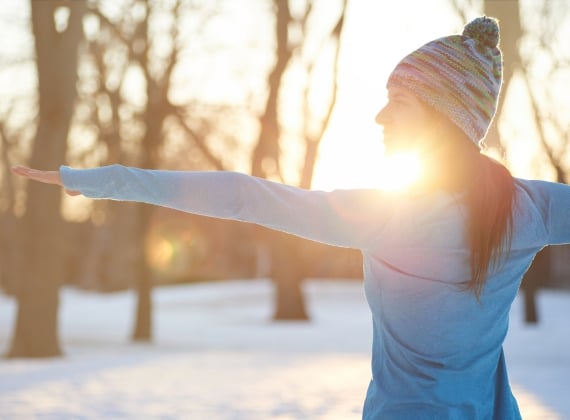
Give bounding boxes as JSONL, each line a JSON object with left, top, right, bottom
{"left": 387, "top": 16, "right": 503, "bottom": 148}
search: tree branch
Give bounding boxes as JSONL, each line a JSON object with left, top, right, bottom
{"left": 168, "top": 104, "right": 225, "bottom": 170}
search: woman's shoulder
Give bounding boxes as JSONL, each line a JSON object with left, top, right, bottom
{"left": 514, "top": 177, "right": 570, "bottom": 204}
{"left": 512, "top": 177, "right": 570, "bottom": 246}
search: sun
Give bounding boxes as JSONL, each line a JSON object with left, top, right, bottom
{"left": 376, "top": 151, "right": 423, "bottom": 191}
{"left": 312, "top": 137, "right": 423, "bottom": 192}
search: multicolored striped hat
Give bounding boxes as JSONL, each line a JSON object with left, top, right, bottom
{"left": 387, "top": 16, "right": 503, "bottom": 148}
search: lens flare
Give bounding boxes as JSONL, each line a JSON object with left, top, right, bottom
{"left": 145, "top": 215, "right": 206, "bottom": 280}
{"left": 148, "top": 238, "right": 175, "bottom": 270}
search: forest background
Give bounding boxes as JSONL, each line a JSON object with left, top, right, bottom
{"left": 1, "top": 0, "right": 570, "bottom": 358}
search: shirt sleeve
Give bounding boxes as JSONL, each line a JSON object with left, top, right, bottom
{"left": 518, "top": 179, "right": 570, "bottom": 245}
{"left": 60, "top": 164, "right": 393, "bottom": 250}
{"left": 542, "top": 180, "right": 570, "bottom": 245}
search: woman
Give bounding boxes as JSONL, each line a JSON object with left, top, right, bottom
{"left": 13, "top": 17, "right": 569, "bottom": 419}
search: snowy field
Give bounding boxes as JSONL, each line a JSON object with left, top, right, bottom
{"left": 0, "top": 279, "right": 568, "bottom": 419}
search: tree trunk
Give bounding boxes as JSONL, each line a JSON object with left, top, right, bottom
{"left": 131, "top": 203, "right": 154, "bottom": 341}
{"left": 8, "top": 0, "right": 85, "bottom": 358}
{"left": 250, "top": 0, "right": 308, "bottom": 320}
{"left": 521, "top": 247, "right": 549, "bottom": 324}
{"left": 483, "top": 0, "right": 522, "bottom": 150}
{"left": 251, "top": 0, "right": 346, "bottom": 320}
{"left": 251, "top": 0, "right": 291, "bottom": 181}
{"left": 130, "top": 15, "right": 168, "bottom": 338}
{"left": 271, "top": 232, "right": 309, "bottom": 320}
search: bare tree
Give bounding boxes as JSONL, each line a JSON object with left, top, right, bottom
{"left": 83, "top": 0, "right": 349, "bottom": 323}
{"left": 0, "top": 106, "right": 31, "bottom": 296}
{"left": 516, "top": 1, "right": 570, "bottom": 183}
{"left": 251, "top": 0, "right": 348, "bottom": 320}
{"left": 8, "top": 0, "right": 86, "bottom": 357}
{"left": 81, "top": 0, "right": 229, "bottom": 341}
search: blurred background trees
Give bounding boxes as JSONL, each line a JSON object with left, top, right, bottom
{"left": 1, "top": 0, "right": 570, "bottom": 356}
{"left": 5, "top": 0, "right": 86, "bottom": 357}
{"left": 0, "top": 0, "right": 355, "bottom": 356}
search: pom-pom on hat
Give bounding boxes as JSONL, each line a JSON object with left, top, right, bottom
{"left": 387, "top": 16, "right": 503, "bottom": 148}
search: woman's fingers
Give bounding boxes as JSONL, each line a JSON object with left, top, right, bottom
{"left": 11, "top": 165, "right": 61, "bottom": 186}
{"left": 12, "top": 165, "right": 81, "bottom": 196}
{"left": 12, "top": 165, "right": 82, "bottom": 196}
{"left": 11, "top": 165, "right": 31, "bottom": 177}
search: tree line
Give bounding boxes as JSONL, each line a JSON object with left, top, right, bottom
{"left": 0, "top": 0, "right": 356, "bottom": 357}
{"left": 1, "top": 0, "right": 569, "bottom": 357}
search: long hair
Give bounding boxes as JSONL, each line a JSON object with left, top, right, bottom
{"left": 424, "top": 107, "right": 516, "bottom": 300}
{"left": 411, "top": 103, "right": 515, "bottom": 300}
{"left": 465, "top": 153, "right": 515, "bottom": 300}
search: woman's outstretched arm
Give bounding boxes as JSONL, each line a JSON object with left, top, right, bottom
{"left": 12, "top": 164, "right": 392, "bottom": 249}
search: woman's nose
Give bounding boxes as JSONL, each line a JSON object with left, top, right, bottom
{"left": 375, "top": 105, "right": 389, "bottom": 126}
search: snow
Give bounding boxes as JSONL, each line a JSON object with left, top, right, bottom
{"left": 0, "top": 279, "right": 568, "bottom": 419}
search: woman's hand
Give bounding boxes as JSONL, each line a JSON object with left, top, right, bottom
{"left": 11, "top": 165, "right": 81, "bottom": 196}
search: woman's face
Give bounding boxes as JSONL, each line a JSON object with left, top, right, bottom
{"left": 375, "top": 86, "right": 437, "bottom": 156}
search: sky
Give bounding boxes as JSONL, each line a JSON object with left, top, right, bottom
{"left": 310, "top": 0, "right": 461, "bottom": 190}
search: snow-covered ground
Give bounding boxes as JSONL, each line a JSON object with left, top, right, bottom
{"left": 0, "top": 279, "right": 568, "bottom": 419}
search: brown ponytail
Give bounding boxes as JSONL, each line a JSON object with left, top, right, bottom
{"left": 466, "top": 154, "right": 515, "bottom": 299}
{"left": 419, "top": 105, "right": 515, "bottom": 300}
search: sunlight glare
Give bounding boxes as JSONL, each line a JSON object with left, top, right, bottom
{"left": 313, "top": 143, "right": 423, "bottom": 192}
{"left": 377, "top": 151, "right": 423, "bottom": 191}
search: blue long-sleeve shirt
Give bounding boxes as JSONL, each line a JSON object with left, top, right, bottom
{"left": 60, "top": 164, "right": 570, "bottom": 419}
